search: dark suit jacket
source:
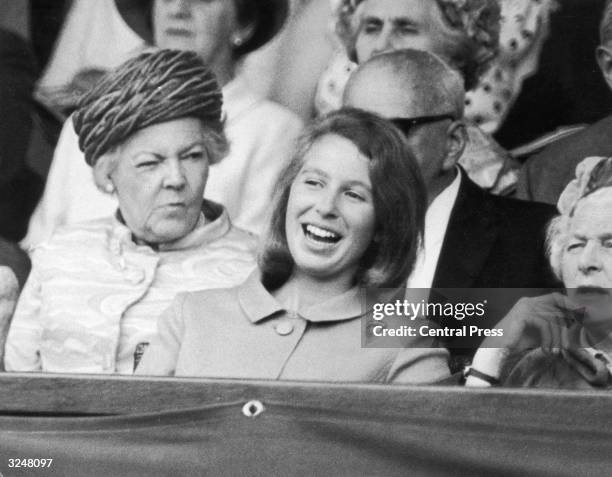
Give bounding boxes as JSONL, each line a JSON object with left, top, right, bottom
{"left": 428, "top": 170, "right": 559, "bottom": 363}
{"left": 0, "top": 29, "right": 43, "bottom": 241}
{"left": 516, "top": 113, "right": 612, "bottom": 205}
{"left": 494, "top": 0, "right": 611, "bottom": 149}
{"left": 434, "top": 170, "right": 558, "bottom": 290}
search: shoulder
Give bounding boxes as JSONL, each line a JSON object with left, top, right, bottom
{"left": 211, "top": 223, "right": 259, "bottom": 258}
{"left": 461, "top": 174, "right": 557, "bottom": 223}
{"left": 47, "top": 217, "right": 114, "bottom": 240}
{"left": 525, "top": 115, "right": 612, "bottom": 174}
{"left": 174, "top": 286, "right": 243, "bottom": 321}
{"left": 32, "top": 218, "right": 114, "bottom": 256}
{"left": 488, "top": 195, "right": 557, "bottom": 223}
{"left": 232, "top": 97, "right": 303, "bottom": 133}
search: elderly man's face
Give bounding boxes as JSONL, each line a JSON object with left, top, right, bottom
{"left": 344, "top": 66, "right": 453, "bottom": 193}
{"left": 563, "top": 191, "right": 612, "bottom": 327}
{"left": 354, "top": 0, "right": 454, "bottom": 63}
{"left": 110, "top": 118, "right": 210, "bottom": 244}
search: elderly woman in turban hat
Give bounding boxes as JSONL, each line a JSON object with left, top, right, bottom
{"left": 466, "top": 156, "right": 612, "bottom": 389}
{"left": 24, "top": 0, "right": 302, "bottom": 246}
{"left": 4, "top": 49, "right": 257, "bottom": 374}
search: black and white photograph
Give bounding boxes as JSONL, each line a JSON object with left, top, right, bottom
{"left": 0, "top": 0, "right": 611, "bottom": 475}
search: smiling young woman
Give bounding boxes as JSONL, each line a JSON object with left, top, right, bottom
{"left": 136, "top": 108, "right": 451, "bottom": 384}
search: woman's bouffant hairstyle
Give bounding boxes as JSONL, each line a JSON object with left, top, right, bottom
{"left": 259, "top": 108, "right": 427, "bottom": 291}
{"left": 547, "top": 156, "right": 612, "bottom": 281}
{"left": 335, "top": 0, "right": 501, "bottom": 91}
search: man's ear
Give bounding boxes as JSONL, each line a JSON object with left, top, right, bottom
{"left": 442, "top": 120, "right": 467, "bottom": 172}
{"left": 596, "top": 45, "right": 612, "bottom": 90}
{"left": 92, "top": 153, "right": 117, "bottom": 195}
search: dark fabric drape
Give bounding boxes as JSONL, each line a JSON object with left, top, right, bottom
{"left": 0, "top": 376, "right": 610, "bottom": 476}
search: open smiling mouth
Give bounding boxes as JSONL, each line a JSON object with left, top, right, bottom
{"left": 302, "top": 224, "right": 342, "bottom": 244}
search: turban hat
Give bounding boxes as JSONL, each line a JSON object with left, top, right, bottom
{"left": 72, "top": 49, "right": 223, "bottom": 166}
{"left": 557, "top": 156, "right": 612, "bottom": 215}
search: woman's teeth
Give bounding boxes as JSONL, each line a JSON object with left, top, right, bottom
{"left": 304, "top": 224, "right": 341, "bottom": 243}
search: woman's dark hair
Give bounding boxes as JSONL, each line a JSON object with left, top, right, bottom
{"left": 259, "top": 107, "right": 427, "bottom": 291}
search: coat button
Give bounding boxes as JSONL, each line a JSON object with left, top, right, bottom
{"left": 275, "top": 321, "right": 294, "bottom": 336}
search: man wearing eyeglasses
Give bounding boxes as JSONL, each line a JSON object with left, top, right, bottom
{"left": 344, "top": 49, "right": 558, "bottom": 364}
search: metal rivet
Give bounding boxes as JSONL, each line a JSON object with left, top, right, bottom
{"left": 242, "top": 400, "right": 265, "bottom": 418}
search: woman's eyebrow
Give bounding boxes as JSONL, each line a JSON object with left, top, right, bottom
{"left": 178, "top": 140, "right": 205, "bottom": 154}
{"left": 393, "top": 17, "right": 418, "bottom": 28}
{"left": 571, "top": 233, "right": 588, "bottom": 241}
{"left": 361, "top": 15, "right": 383, "bottom": 26}
{"left": 131, "top": 150, "right": 162, "bottom": 159}
{"left": 300, "top": 167, "right": 328, "bottom": 178}
{"left": 345, "top": 179, "right": 372, "bottom": 192}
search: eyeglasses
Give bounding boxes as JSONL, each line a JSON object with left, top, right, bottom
{"left": 390, "top": 114, "right": 456, "bottom": 136}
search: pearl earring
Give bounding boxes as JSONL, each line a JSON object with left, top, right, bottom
{"left": 105, "top": 183, "right": 115, "bottom": 194}
{"left": 232, "top": 36, "right": 243, "bottom": 47}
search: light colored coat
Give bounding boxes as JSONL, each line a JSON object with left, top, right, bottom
{"left": 5, "top": 202, "right": 257, "bottom": 374}
{"left": 137, "top": 272, "right": 450, "bottom": 384}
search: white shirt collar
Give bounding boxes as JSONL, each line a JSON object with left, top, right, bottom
{"left": 407, "top": 170, "right": 461, "bottom": 289}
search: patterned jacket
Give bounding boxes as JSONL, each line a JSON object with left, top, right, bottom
{"left": 4, "top": 201, "right": 257, "bottom": 373}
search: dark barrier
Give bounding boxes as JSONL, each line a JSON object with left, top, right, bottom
{"left": 0, "top": 374, "right": 610, "bottom": 476}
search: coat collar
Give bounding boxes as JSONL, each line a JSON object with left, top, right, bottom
{"left": 432, "top": 167, "right": 499, "bottom": 288}
{"left": 112, "top": 199, "right": 231, "bottom": 252}
{"left": 238, "top": 271, "right": 385, "bottom": 324}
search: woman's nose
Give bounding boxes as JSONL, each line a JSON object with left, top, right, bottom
{"left": 578, "top": 242, "right": 603, "bottom": 274}
{"left": 162, "top": 159, "right": 187, "bottom": 189}
{"left": 314, "top": 190, "right": 339, "bottom": 217}
{"left": 168, "top": 0, "right": 192, "bottom": 17}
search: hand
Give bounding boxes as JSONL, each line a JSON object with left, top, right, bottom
{"left": 480, "top": 292, "right": 581, "bottom": 351}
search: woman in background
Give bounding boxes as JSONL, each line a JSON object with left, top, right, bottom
{"left": 137, "top": 108, "right": 450, "bottom": 383}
